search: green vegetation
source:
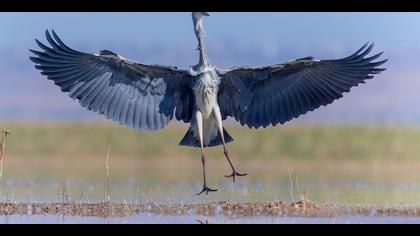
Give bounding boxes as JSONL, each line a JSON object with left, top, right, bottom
{"left": 1, "top": 122, "right": 419, "bottom": 161}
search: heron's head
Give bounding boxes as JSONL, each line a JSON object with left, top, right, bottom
{"left": 192, "top": 12, "right": 209, "bottom": 22}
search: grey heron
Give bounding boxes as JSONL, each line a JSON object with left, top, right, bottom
{"left": 30, "top": 12, "right": 387, "bottom": 195}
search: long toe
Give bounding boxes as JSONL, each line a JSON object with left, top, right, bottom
{"left": 206, "top": 187, "right": 218, "bottom": 195}
{"left": 196, "top": 186, "right": 218, "bottom": 196}
{"left": 225, "top": 171, "right": 248, "bottom": 182}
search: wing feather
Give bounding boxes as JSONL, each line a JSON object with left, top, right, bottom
{"left": 218, "top": 43, "right": 387, "bottom": 128}
{"left": 30, "top": 30, "right": 194, "bottom": 131}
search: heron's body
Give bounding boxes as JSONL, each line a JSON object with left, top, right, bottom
{"left": 194, "top": 70, "right": 218, "bottom": 120}
{"left": 30, "top": 12, "right": 387, "bottom": 195}
{"left": 192, "top": 71, "right": 220, "bottom": 144}
{"left": 183, "top": 67, "right": 230, "bottom": 147}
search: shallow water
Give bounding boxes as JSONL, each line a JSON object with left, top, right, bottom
{"left": 1, "top": 176, "right": 420, "bottom": 223}
{"left": 2, "top": 175, "right": 420, "bottom": 205}
{"left": 2, "top": 159, "right": 420, "bottom": 223}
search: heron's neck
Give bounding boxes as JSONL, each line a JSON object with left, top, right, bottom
{"left": 194, "top": 19, "right": 209, "bottom": 67}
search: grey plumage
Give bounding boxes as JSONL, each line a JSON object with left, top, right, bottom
{"left": 30, "top": 30, "right": 195, "bottom": 132}
{"left": 217, "top": 43, "right": 387, "bottom": 128}
{"left": 180, "top": 127, "right": 233, "bottom": 147}
{"left": 29, "top": 12, "right": 387, "bottom": 195}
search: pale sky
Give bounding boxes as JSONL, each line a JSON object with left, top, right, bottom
{"left": 0, "top": 13, "right": 419, "bottom": 48}
{"left": 0, "top": 12, "right": 419, "bottom": 123}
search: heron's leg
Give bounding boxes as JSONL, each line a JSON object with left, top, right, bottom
{"left": 213, "top": 106, "right": 247, "bottom": 183}
{"left": 196, "top": 110, "right": 217, "bottom": 196}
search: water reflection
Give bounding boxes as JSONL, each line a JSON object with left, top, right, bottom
{"left": 2, "top": 177, "right": 420, "bottom": 205}
{"left": 1, "top": 213, "right": 420, "bottom": 224}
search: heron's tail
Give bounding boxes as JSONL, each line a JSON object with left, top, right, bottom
{"left": 179, "top": 127, "right": 234, "bottom": 148}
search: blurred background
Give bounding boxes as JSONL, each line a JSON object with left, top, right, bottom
{"left": 1, "top": 13, "right": 420, "bottom": 205}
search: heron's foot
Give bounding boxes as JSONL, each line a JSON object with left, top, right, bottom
{"left": 196, "top": 185, "right": 218, "bottom": 196}
{"left": 225, "top": 170, "right": 247, "bottom": 183}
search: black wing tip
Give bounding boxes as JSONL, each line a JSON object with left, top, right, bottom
{"left": 28, "top": 48, "right": 39, "bottom": 55}
{"left": 373, "top": 51, "right": 384, "bottom": 57}
{"left": 45, "top": 28, "right": 55, "bottom": 36}
{"left": 29, "top": 48, "right": 43, "bottom": 66}
{"left": 363, "top": 41, "right": 374, "bottom": 48}
{"left": 45, "top": 29, "right": 52, "bottom": 41}
{"left": 358, "top": 41, "right": 370, "bottom": 52}
{"left": 356, "top": 42, "right": 374, "bottom": 55}
{"left": 368, "top": 51, "right": 388, "bottom": 68}
{"left": 48, "top": 29, "right": 60, "bottom": 41}
{"left": 39, "top": 29, "right": 59, "bottom": 48}
{"left": 28, "top": 56, "right": 39, "bottom": 63}
{"left": 338, "top": 41, "right": 378, "bottom": 62}
{"left": 355, "top": 42, "right": 388, "bottom": 69}
{"left": 376, "top": 58, "right": 388, "bottom": 67}
{"left": 34, "top": 38, "right": 44, "bottom": 46}
{"left": 35, "top": 29, "right": 76, "bottom": 54}
{"left": 50, "top": 29, "right": 62, "bottom": 42}
{"left": 363, "top": 42, "right": 374, "bottom": 53}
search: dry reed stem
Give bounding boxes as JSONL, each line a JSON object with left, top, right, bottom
{"left": 0, "top": 129, "right": 10, "bottom": 181}
{"left": 287, "top": 166, "right": 312, "bottom": 209}
{"left": 287, "top": 167, "right": 295, "bottom": 202}
{"left": 105, "top": 145, "right": 112, "bottom": 203}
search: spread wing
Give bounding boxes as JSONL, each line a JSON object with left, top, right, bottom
{"left": 217, "top": 43, "right": 387, "bottom": 128}
{"left": 30, "top": 30, "right": 195, "bottom": 131}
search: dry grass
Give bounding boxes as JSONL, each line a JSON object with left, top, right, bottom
{"left": 1, "top": 201, "right": 420, "bottom": 219}
{"left": 0, "top": 129, "right": 10, "bottom": 181}
{"left": 104, "top": 146, "right": 112, "bottom": 203}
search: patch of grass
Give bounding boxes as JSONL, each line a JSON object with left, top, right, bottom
{"left": 1, "top": 122, "right": 420, "bottom": 162}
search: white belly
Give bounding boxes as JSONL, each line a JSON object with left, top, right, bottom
{"left": 192, "top": 71, "right": 221, "bottom": 146}
{"left": 195, "top": 93, "right": 217, "bottom": 119}
{"left": 200, "top": 115, "right": 219, "bottom": 146}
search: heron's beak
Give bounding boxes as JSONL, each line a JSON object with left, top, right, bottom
{"left": 203, "top": 12, "right": 209, "bottom": 17}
